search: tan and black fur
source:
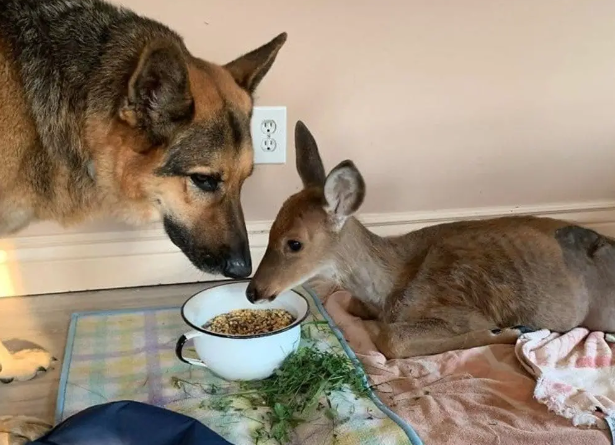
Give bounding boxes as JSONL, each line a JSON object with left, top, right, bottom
{"left": 0, "top": 0, "right": 287, "bottom": 400}
{"left": 0, "top": 0, "right": 287, "bottom": 278}
{"left": 0, "top": 415, "right": 51, "bottom": 445}
{"left": 248, "top": 121, "right": 615, "bottom": 360}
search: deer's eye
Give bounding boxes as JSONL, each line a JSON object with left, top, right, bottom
{"left": 287, "top": 240, "right": 303, "bottom": 252}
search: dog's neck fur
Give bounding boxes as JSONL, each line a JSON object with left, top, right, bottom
{"left": 328, "top": 217, "right": 403, "bottom": 310}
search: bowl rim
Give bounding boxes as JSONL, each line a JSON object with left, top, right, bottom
{"left": 180, "top": 280, "right": 310, "bottom": 340}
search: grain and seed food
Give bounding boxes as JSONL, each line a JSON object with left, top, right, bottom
{"left": 203, "top": 308, "right": 296, "bottom": 336}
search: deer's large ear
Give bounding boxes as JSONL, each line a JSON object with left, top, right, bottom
{"left": 224, "top": 33, "right": 287, "bottom": 95}
{"left": 295, "top": 121, "right": 326, "bottom": 188}
{"left": 120, "top": 43, "right": 194, "bottom": 150}
{"left": 323, "top": 160, "right": 366, "bottom": 227}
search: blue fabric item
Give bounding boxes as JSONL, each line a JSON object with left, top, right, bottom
{"left": 28, "top": 400, "right": 233, "bottom": 445}
{"left": 605, "top": 416, "right": 615, "bottom": 445}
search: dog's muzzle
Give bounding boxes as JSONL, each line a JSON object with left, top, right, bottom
{"left": 223, "top": 256, "right": 252, "bottom": 279}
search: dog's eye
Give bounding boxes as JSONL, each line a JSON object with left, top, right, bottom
{"left": 190, "top": 174, "right": 219, "bottom": 192}
{"left": 287, "top": 240, "right": 303, "bottom": 252}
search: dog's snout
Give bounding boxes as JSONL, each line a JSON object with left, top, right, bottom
{"left": 223, "top": 239, "right": 252, "bottom": 279}
{"left": 223, "top": 255, "right": 252, "bottom": 279}
{"left": 222, "top": 241, "right": 252, "bottom": 278}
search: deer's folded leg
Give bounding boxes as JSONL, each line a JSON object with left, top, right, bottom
{"left": 364, "top": 320, "right": 525, "bottom": 360}
{"left": 346, "top": 297, "right": 379, "bottom": 320}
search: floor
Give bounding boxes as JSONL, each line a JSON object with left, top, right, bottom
{"left": 0, "top": 282, "right": 219, "bottom": 422}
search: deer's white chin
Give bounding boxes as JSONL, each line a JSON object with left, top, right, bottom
{"left": 278, "top": 263, "right": 337, "bottom": 296}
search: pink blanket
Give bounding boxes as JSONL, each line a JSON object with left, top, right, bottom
{"left": 322, "top": 290, "right": 611, "bottom": 445}
{"left": 516, "top": 328, "right": 615, "bottom": 429}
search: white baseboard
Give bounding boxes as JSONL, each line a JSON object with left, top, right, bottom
{"left": 2, "top": 200, "right": 615, "bottom": 297}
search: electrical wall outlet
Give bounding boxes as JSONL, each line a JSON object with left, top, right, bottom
{"left": 251, "top": 106, "right": 286, "bottom": 164}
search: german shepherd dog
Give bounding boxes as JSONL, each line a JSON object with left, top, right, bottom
{"left": 0, "top": 0, "right": 287, "bottom": 391}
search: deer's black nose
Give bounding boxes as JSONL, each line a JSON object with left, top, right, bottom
{"left": 246, "top": 284, "right": 259, "bottom": 303}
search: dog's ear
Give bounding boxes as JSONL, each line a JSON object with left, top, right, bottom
{"left": 224, "top": 33, "right": 287, "bottom": 95}
{"left": 120, "top": 43, "right": 194, "bottom": 150}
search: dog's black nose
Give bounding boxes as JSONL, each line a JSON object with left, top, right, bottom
{"left": 222, "top": 239, "right": 252, "bottom": 279}
{"left": 223, "top": 257, "right": 252, "bottom": 279}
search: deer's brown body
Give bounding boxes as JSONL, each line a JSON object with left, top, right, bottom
{"left": 247, "top": 121, "right": 615, "bottom": 359}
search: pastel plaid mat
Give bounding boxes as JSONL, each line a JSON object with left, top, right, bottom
{"left": 55, "top": 286, "right": 421, "bottom": 445}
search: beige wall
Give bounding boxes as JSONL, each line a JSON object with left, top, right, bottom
{"left": 13, "top": 0, "right": 615, "bottom": 237}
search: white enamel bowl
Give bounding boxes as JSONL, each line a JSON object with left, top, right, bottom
{"left": 175, "top": 281, "right": 309, "bottom": 381}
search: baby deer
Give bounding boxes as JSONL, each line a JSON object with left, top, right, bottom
{"left": 247, "top": 121, "right": 615, "bottom": 359}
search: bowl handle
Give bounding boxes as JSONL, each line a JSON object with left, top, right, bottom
{"left": 175, "top": 330, "right": 208, "bottom": 368}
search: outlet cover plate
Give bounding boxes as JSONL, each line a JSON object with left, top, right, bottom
{"left": 251, "top": 106, "right": 286, "bottom": 164}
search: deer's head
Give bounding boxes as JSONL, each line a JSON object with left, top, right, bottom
{"left": 246, "top": 121, "right": 365, "bottom": 303}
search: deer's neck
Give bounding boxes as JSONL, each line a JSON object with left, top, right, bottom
{"left": 329, "top": 217, "right": 402, "bottom": 309}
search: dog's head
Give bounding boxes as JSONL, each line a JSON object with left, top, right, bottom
{"left": 98, "top": 33, "right": 287, "bottom": 278}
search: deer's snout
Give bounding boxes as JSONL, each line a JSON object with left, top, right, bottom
{"left": 246, "top": 282, "right": 277, "bottom": 304}
{"left": 245, "top": 283, "right": 259, "bottom": 303}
